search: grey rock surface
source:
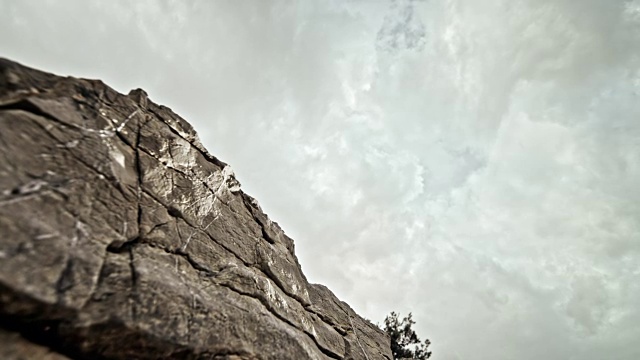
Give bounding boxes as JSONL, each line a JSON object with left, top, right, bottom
{"left": 0, "top": 58, "right": 393, "bottom": 360}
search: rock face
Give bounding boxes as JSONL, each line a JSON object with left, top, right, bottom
{"left": 0, "top": 58, "right": 392, "bottom": 360}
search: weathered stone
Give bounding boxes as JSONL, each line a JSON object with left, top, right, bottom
{"left": 0, "top": 328, "right": 71, "bottom": 360}
{"left": 0, "top": 58, "right": 393, "bottom": 360}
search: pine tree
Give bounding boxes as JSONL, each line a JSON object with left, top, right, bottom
{"left": 383, "top": 312, "right": 432, "bottom": 359}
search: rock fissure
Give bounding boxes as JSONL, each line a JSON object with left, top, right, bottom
{"left": 19, "top": 112, "right": 134, "bottom": 201}
{"left": 0, "top": 98, "right": 71, "bottom": 126}
{"left": 304, "top": 306, "right": 348, "bottom": 336}
{"left": 127, "top": 247, "right": 138, "bottom": 322}
{"left": 137, "top": 186, "right": 256, "bottom": 269}
{"left": 241, "top": 195, "right": 276, "bottom": 246}
{"left": 146, "top": 106, "right": 227, "bottom": 170}
{"left": 115, "top": 238, "right": 341, "bottom": 359}
{"left": 146, "top": 241, "right": 343, "bottom": 360}
{"left": 54, "top": 259, "right": 75, "bottom": 301}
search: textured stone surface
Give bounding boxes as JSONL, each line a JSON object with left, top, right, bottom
{"left": 0, "top": 58, "right": 393, "bottom": 360}
{"left": 0, "top": 328, "right": 71, "bottom": 360}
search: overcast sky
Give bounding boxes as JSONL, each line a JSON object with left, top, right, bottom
{"left": 2, "top": 1, "right": 640, "bottom": 359}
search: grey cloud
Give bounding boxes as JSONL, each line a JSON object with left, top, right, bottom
{"left": 376, "top": 0, "right": 427, "bottom": 53}
{"left": 1, "top": 0, "right": 639, "bottom": 359}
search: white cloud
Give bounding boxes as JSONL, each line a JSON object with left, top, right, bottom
{"left": 1, "top": 0, "right": 639, "bottom": 358}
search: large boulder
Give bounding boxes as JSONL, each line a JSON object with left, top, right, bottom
{"left": 0, "top": 58, "right": 392, "bottom": 360}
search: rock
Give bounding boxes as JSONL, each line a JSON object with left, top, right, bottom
{"left": 0, "top": 58, "right": 393, "bottom": 360}
{"left": 0, "top": 328, "right": 71, "bottom": 360}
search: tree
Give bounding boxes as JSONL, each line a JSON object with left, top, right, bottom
{"left": 383, "top": 312, "right": 432, "bottom": 359}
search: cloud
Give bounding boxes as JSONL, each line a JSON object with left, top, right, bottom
{"left": 1, "top": 0, "right": 639, "bottom": 359}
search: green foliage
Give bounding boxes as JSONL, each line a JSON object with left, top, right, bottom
{"left": 383, "top": 312, "right": 432, "bottom": 359}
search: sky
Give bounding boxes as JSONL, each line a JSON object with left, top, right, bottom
{"left": 1, "top": 0, "right": 640, "bottom": 359}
